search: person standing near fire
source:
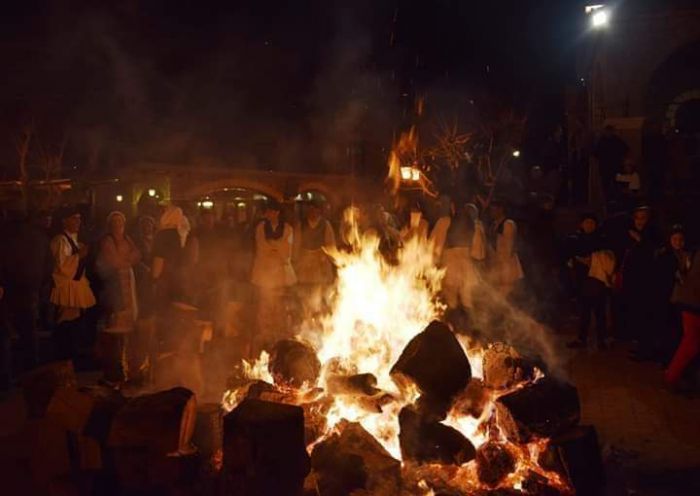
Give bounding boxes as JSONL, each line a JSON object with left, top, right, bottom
{"left": 430, "top": 200, "right": 485, "bottom": 323}
{"left": 400, "top": 202, "right": 429, "bottom": 243}
{"left": 487, "top": 199, "right": 524, "bottom": 298}
{"left": 294, "top": 200, "right": 335, "bottom": 317}
{"left": 251, "top": 200, "right": 296, "bottom": 354}
{"left": 50, "top": 207, "right": 96, "bottom": 361}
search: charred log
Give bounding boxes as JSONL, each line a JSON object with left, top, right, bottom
{"left": 521, "top": 470, "right": 567, "bottom": 496}
{"left": 475, "top": 442, "right": 516, "bottom": 488}
{"left": 326, "top": 373, "right": 380, "bottom": 396}
{"left": 538, "top": 425, "right": 604, "bottom": 496}
{"left": 21, "top": 360, "right": 77, "bottom": 419}
{"left": 482, "top": 343, "right": 536, "bottom": 390}
{"left": 448, "top": 379, "right": 490, "bottom": 419}
{"left": 194, "top": 403, "right": 223, "bottom": 460}
{"left": 223, "top": 399, "right": 310, "bottom": 496}
{"left": 398, "top": 406, "right": 476, "bottom": 465}
{"left": 108, "top": 387, "right": 197, "bottom": 454}
{"left": 390, "top": 321, "right": 471, "bottom": 412}
{"left": 269, "top": 339, "right": 321, "bottom": 388}
{"left": 310, "top": 420, "right": 401, "bottom": 496}
{"left": 495, "top": 377, "right": 580, "bottom": 442}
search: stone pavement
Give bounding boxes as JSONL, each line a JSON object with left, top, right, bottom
{"left": 563, "top": 340, "right": 700, "bottom": 496}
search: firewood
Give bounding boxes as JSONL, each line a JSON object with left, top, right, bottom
{"left": 108, "top": 387, "right": 197, "bottom": 455}
{"left": 310, "top": 420, "right": 401, "bottom": 496}
{"left": 482, "top": 343, "right": 535, "bottom": 390}
{"left": 521, "top": 470, "right": 567, "bottom": 496}
{"left": 326, "top": 373, "right": 380, "bottom": 396}
{"left": 495, "top": 377, "right": 580, "bottom": 442}
{"left": 475, "top": 442, "right": 516, "bottom": 488}
{"left": 398, "top": 406, "right": 476, "bottom": 465}
{"left": 193, "top": 402, "right": 223, "bottom": 459}
{"left": 223, "top": 398, "right": 310, "bottom": 496}
{"left": 538, "top": 425, "right": 604, "bottom": 496}
{"left": 390, "top": 321, "right": 471, "bottom": 416}
{"left": 109, "top": 446, "right": 199, "bottom": 493}
{"left": 21, "top": 360, "right": 77, "bottom": 418}
{"left": 46, "top": 386, "right": 125, "bottom": 442}
{"left": 269, "top": 339, "right": 321, "bottom": 388}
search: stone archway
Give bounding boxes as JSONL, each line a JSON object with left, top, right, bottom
{"left": 183, "top": 178, "right": 284, "bottom": 201}
{"left": 646, "top": 39, "right": 700, "bottom": 128}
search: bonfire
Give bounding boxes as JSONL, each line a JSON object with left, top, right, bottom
{"left": 221, "top": 215, "right": 588, "bottom": 496}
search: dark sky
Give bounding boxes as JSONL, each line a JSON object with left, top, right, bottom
{"left": 0, "top": 0, "right": 592, "bottom": 177}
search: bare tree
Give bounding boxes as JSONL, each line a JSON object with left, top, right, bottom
{"left": 14, "top": 123, "right": 34, "bottom": 212}
{"left": 36, "top": 134, "right": 68, "bottom": 207}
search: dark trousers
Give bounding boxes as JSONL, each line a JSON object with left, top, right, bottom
{"left": 578, "top": 278, "right": 608, "bottom": 343}
{"left": 52, "top": 314, "right": 86, "bottom": 363}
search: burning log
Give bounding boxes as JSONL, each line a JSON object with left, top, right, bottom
{"left": 521, "top": 471, "right": 567, "bottom": 496}
{"left": 495, "top": 377, "right": 580, "bottom": 443}
{"left": 475, "top": 442, "right": 516, "bottom": 488}
{"left": 398, "top": 406, "right": 476, "bottom": 465}
{"left": 538, "top": 426, "right": 604, "bottom": 496}
{"left": 449, "top": 378, "right": 490, "bottom": 419}
{"left": 326, "top": 373, "right": 380, "bottom": 396}
{"left": 310, "top": 420, "right": 401, "bottom": 496}
{"left": 21, "top": 360, "right": 77, "bottom": 419}
{"left": 269, "top": 339, "right": 321, "bottom": 388}
{"left": 482, "top": 343, "right": 535, "bottom": 390}
{"left": 223, "top": 398, "right": 310, "bottom": 496}
{"left": 391, "top": 321, "right": 471, "bottom": 416}
{"left": 108, "top": 387, "right": 197, "bottom": 454}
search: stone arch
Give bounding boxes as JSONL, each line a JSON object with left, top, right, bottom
{"left": 646, "top": 39, "right": 700, "bottom": 127}
{"left": 183, "top": 178, "right": 284, "bottom": 201}
{"left": 297, "top": 181, "right": 338, "bottom": 204}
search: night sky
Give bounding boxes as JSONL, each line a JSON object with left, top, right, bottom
{"left": 0, "top": 0, "right": 600, "bottom": 177}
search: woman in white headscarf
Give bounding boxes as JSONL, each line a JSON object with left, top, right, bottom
{"left": 152, "top": 205, "right": 195, "bottom": 305}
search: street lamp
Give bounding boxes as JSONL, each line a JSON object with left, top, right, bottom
{"left": 586, "top": 4, "right": 609, "bottom": 29}
{"left": 147, "top": 188, "right": 157, "bottom": 197}
{"left": 512, "top": 150, "right": 521, "bottom": 158}
{"left": 115, "top": 194, "right": 123, "bottom": 203}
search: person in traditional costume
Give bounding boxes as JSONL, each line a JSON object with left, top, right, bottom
{"left": 400, "top": 202, "right": 429, "bottom": 243}
{"left": 152, "top": 205, "right": 194, "bottom": 306}
{"left": 251, "top": 200, "right": 296, "bottom": 353}
{"left": 430, "top": 201, "right": 485, "bottom": 316}
{"left": 50, "top": 207, "right": 96, "bottom": 361}
{"left": 294, "top": 200, "right": 335, "bottom": 317}
{"left": 487, "top": 199, "right": 524, "bottom": 297}
{"left": 97, "top": 211, "right": 141, "bottom": 330}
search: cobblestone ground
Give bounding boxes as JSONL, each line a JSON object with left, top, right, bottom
{"left": 561, "top": 332, "right": 700, "bottom": 495}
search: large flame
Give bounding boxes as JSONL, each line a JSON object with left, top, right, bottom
{"left": 222, "top": 214, "right": 572, "bottom": 493}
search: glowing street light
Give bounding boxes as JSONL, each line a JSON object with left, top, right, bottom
{"left": 586, "top": 4, "right": 609, "bottom": 29}
{"left": 115, "top": 194, "right": 123, "bottom": 203}
{"left": 201, "top": 199, "right": 214, "bottom": 209}
{"left": 147, "top": 188, "right": 157, "bottom": 197}
{"left": 512, "top": 150, "right": 521, "bottom": 158}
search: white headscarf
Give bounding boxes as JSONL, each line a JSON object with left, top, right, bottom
{"left": 159, "top": 205, "right": 190, "bottom": 247}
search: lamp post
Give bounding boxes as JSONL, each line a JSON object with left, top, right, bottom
{"left": 584, "top": 4, "right": 611, "bottom": 206}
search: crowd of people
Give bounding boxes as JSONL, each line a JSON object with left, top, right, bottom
{"left": 0, "top": 192, "right": 698, "bottom": 394}
{"left": 564, "top": 206, "right": 700, "bottom": 392}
